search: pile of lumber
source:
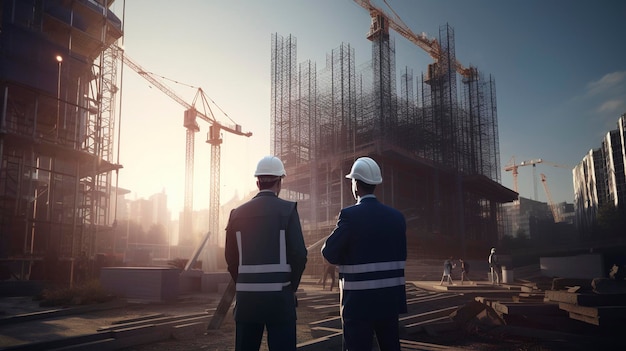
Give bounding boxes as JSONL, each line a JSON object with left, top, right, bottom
{"left": 545, "top": 277, "right": 626, "bottom": 327}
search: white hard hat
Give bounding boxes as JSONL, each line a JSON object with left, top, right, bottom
{"left": 345, "top": 157, "right": 382, "bottom": 185}
{"left": 254, "top": 156, "right": 286, "bottom": 177}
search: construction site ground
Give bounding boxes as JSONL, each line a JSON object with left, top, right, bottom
{"left": 1, "top": 274, "right": 624, "bottom": 351}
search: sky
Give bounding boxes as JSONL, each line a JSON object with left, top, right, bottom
{"left": 108, "top": 0, "right": 626, "bottom": 218}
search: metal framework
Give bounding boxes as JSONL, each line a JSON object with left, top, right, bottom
{"left": 0, "top": 0, "right": 123, "bottom": 282}
{"left": 270, "top": 24, "right": 514, "bottom": 258}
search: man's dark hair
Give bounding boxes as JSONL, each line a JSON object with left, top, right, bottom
{"left": 258, "top": 176, "right": 281, "bottom": 190}
{"left": 356, "top": 180, "right": 376, "bottom": 194}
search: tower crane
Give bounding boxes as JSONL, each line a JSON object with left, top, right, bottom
{"left": 353, "top": 0, "right": 476, "bottom": 78}
{"left": 119, "top": 50, "right": 252, "bottom": 248}
{"left": 504, "top": 157, "right": 570, "bottom": 200}
{"left": 540, "top": 173, "right": 563, "bottom": 223}
{"left": 504, "top": 157, "right": 542, "bottom": 198}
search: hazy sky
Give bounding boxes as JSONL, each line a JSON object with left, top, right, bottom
{"left": 109, "top": 0, "right": 626, "bottom": 218}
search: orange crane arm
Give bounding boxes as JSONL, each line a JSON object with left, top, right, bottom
{"left": 353, "top": 0, "right": 475, "bottom": 78}
{"left": 541, "top": 160, "right": 571, "bottom": 169}
{"left": 120, "top": 50, "right": 252, "bottom": 138}
{"left": 540, "top": 173, "right": 562, "bottom": 223}
{"left": 503, "top": 157, "right": 542, "bottom": 193}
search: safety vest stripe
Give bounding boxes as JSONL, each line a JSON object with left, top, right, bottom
{"left": 238, "top": 264, "right": 291, "bottom": 273}
{"left": 338, "top": 260, "right": 405, "bottom": 274}
{"left": 235, "top": 230, "right": 291, "bottom": 292}
{"left": 341, "top": 276, "right": 405, "bottom": 290}
{"left": 236, "top": 282, "right": 290, "bottom": 292}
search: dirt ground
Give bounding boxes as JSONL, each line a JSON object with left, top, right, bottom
{"left": 117, "top": 284, "right": 614, "bottom": 351}
{"left": 2, "top": 280, "right": 617, "bottom": 351}
{"left": 123, "top": 311, "right": 315, "bottom": 351}
{"left": 120, "top": 287, "right": 338, "bottom": 351}
{"left": 114, "top": 287, "right": 524, "bottom": 351}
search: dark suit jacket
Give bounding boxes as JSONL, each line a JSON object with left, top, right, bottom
{"left": 322, "top": 195, "right": 407, "bottom": 319}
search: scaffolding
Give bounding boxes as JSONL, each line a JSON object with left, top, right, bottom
{"left": 0, "top": 0, "right": 123, "bottom": 282}
{"left": 271, "top": 24, "right": 516, "bottom": 258}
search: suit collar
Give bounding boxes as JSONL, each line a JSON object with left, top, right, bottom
{"left": 255, "top": 190, "right": 277, "bottom": 198}
{"left": 356, "top": 194, "right": 376, "bottom": 204}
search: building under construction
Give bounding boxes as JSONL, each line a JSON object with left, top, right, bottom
{"left": 271, "top": 24, "right": 517, "bottom": 259}
{"left": 0, "top": 0, "right": 122, "bottom": 282}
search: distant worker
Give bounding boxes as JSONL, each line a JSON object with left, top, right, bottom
{"left": 322, "top": 156, "right": 407, "bottom": 351}
{"left": 439, "top": 256, "right": 455, "bottom": 286}
{"left": 459, "top": 258, "right": 473, "bottom": 285}
{"left": 224, "top": 156, "right": 308, "bottom": 351}
{"left": 489, "top": 247, "right": 500, "bottom": 285}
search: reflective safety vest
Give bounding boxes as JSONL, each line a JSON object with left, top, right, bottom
{"left": 235, "top": 229, "right": 292, "bottom": 292}
{"left": 338, "top": 260, "right": 405, "bottom": 290}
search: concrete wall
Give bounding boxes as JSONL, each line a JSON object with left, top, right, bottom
{"left": 100, "top": 267, "right": 179, "bottom": 302}
{"left": 540, "top": 254, "right": 604, "bottom": 279}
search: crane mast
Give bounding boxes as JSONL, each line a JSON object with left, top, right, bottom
{"left": 207, "top": 125, "right": 222, "bottom": 248}
{"left": 119, "top": 49, "right": 252, "bottom": 256}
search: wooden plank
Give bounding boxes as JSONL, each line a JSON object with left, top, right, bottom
{"left": 512, "top": 295, "right": 544, "bottom": 302}
{"left": 98, "top": 312, "right": 210, "bottom": 332}
{"left": 399, "top": 306, "right": 459, "bottom": 323}
{"left": 309, "top": 326, "right": 342, "bottom": 338}
{"left": 207, "top": 279, "right": 236, "bottom": 330}
{"left": 404, "top": 316, "right": 451, "bottom": 335}
{"left": 559, "top": 303, "right": 626, "bottom": 318}
{"left": 518, "top": 292, "right": 545, "bottom": 298}
{"left": 171, "top": 321, "right": 209, "bottom": 340}
{"left": 308, "top": 304, "right": 340, "bottom": 316}
{"left": 545, "top": 290, "right": 579, "bottom": 304}
{"left": 296, "top": 331, "right": 342, "bottom": 351}
{"left": 493, "top": 302, "right": 564, "bottom": 316}
{"left": 400, "top": 339, "right": 456, "bottom": 350}
{"left": 309, "top": 316, "right": 341, "bottom": 329}
{"left": 406, "top": 293, "right": 461, "bottom": 305}
{"left": 546, "top": 289, "right": 626, "bottom": 306}
{"left": 474, "top": 296, "right": 499, "bottom": 307}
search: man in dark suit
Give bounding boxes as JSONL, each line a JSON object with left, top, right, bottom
{"left": 322, "top": 156, "right": 407, "bottom": 351}
{"left": 225, "top": 156, "right": 308, "bottom": 351}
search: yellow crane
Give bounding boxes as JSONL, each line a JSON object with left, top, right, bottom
{"left": 353, "top": 0, "right": 476, "bottom": 78}
{"left": 120, "top": 50, "right": 252, "bottom": 249}
{"left": 504, "top": 157, "right": 542, "bottom": 197}
{"left": 504, "top": 157, "right": 570, "bottom": 200}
